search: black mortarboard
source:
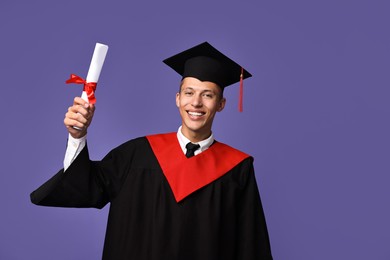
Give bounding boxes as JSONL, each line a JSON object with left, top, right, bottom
{"left": 163, "top": 42, "right": 252, "bottom": 111}
{"left": 163, "top": 42, "right": 251, "bottom": 89}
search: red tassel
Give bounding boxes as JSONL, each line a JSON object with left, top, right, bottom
{"left": 239, "top": 67, "right": 244, "bottom": 112}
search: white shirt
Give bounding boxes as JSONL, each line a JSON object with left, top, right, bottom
{"left": 63, "top": 134, "right": 86, "bottom": 171}
{"left": 176, "top": 126, "right": 214, "bottom": 155}
{"left": 63, "top": 126, "right": 215, "bottom": 171}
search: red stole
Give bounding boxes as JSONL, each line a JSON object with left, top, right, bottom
{"left": 146, "top": 133, "right": 250, "bottom": 202}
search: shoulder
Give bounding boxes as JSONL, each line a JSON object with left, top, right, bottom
{"left": 114, "top": 136, "right": 149, "bottom": 151}
{"left": 102, "top": 136, "right": 160, "bottom": 167}
{"left": 214, "top": 140, "right": 253, "bottom": 160}
{"left": 103, "top": 136, "right": 150, "bottom": 161}
{"left": 213, "top": 142, "right": 255, "bottom": 186}
{"left": 223, "top": 156, "right": 256, "bottom": 189}
{"left": 146, "top": 132, "right": 176, "bottom": 144}
{"left": 109, "top": 132, "right": 177, "bottom": 156}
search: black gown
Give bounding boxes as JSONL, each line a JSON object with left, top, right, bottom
{"left": 31, "top": 133, "right": 273, "bottom": 260}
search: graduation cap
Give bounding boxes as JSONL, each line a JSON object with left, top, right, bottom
{"left": 163, "top": 42, "right": 252, "bottom": 112}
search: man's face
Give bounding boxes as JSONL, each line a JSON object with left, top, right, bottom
{"left": 176, "top": 77, "right": 226, "bottom": 142}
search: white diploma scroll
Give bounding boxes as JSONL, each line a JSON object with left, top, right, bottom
{"left": 81, "top": 43, "right": 109, "bottom": 102}
{"left": 73, "top": 43, "right": 108, "bottom": 130}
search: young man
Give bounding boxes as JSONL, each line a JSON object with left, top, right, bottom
{"left": 31, "top": 42, "right": 273, "bottom": 259}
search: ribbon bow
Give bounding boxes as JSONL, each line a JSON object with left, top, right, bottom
{"left": 66, "top": 74, "right": 97, "bottom": 104}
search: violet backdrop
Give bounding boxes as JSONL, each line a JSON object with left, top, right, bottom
{"left": 1, "top": 0, "right": 389, "bottom": 259}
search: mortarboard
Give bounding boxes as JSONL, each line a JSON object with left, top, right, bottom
{"left": 163, "top": 42, "right": 252, "bottom": 111}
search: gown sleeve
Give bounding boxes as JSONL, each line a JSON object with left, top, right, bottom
{"left": 30, "top": 140, "right": 136, "bottom": 209}
{"left": 236, "top": 158, "right": 273, "bottom": 260}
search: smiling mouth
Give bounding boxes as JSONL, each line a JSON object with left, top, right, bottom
{"left": 187, "top": 111, "right": 205, "bottom": 117}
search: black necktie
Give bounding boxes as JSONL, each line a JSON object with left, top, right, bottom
{"left": 185, "top": 142, "right": 200, "bottom": 158}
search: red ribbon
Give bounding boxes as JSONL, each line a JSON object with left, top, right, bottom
{"left": 65, "top": 74, "right": 97, "bottom": 104}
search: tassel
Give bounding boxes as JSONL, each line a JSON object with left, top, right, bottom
{"left": 239, "top": 67, "right": 244, "bottom": 112}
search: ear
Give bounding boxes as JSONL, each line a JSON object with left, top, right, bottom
{"left": 175, "top": 92, "right": 180, "bottom": 108}
{"left": 217, "top": 98, "right": 226, "bottom": 112}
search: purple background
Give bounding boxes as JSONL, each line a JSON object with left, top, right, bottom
{"left": 1, "top": 1, "right": 389, "bottom": 259}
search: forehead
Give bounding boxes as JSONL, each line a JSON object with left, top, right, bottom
{"left": 180, "top": 77, "right": 221, "bottom": 93}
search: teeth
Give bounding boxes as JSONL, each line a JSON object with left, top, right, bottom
{"left": 189, "top": 111, "right": 203, "bottom": 116}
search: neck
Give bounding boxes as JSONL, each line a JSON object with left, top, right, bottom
{"left": 181, "top": 129, "right": 211, "bottom": 143}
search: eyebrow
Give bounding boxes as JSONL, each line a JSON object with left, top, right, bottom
{"left": 201, "top": 89, "right": 216, "bottom": 94}
{"left": 182, "top": 87, "right": 215, "bottom": 93}
{"left": 181, "top": 86, "right": 219, "bottom": 98}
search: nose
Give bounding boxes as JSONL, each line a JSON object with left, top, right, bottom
{"left": 191, "top": 94, "right": 203, "bottom": 107}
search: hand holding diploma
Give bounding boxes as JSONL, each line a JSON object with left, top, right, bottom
{"left": 64, "top": 97, "right": 96, "bottom": 138}
{"left": 64, "top": 43, "right": 108, "bottom": 137}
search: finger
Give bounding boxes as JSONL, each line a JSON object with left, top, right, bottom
{"left": 65, "top": 110, "right": 88, "bottom": 125}
{"left": 83, "top": 104, "right": 95, "bottom": 122}
{"left": 64, "top": 117, "right": 88, "bottom": 130}
{"left": 68, "top": 104, "right": 91, "bottom": 119}
{"left": 73, "top": 97, "right": 89, "bottom": 107}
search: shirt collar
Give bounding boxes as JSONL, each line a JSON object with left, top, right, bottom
{"left": 177, "top": 126, "right": 215, "bottom": 155}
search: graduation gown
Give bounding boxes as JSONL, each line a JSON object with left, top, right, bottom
{"left": 31, "top": 133, "right": 273, "bottom": 260}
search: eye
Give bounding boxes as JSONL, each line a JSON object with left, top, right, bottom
{"left": 202, "top": 93, "right": 214, "bottom": 99}
{"left": 184, "top": 91, "right": 193, "bottom": 96}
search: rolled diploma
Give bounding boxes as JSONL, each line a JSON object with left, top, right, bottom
{"left": 81, "top": 43, "right": 109, "bottom": 102}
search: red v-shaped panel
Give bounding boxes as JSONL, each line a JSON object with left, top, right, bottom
{"left": 147, "top": 133, "right": 249, "bottom": 202}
